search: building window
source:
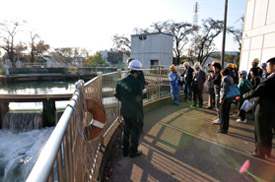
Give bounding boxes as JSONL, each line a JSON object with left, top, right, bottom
{"left": 150, "top": 60, "right": 159, "bottom": 66}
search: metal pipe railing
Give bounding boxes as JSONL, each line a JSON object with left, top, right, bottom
{"left": 26, "top": 68, "right": 176, "bottom": 182}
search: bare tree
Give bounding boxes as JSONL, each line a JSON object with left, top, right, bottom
{"left": 150, "top": 21, "right": 170, "bottom": 33}
{"left": 0, "top": 21, "right": 22, "bottom": 65}
{"left": 168, "top": 22, "right": 192, "bottom": 65}
{"left": 29, "top": 32, "right": 40, "bottom": 63}
{"left": 112, "top": 34, "right": 131, "bottom": 56}
{"left": 192, "top": 18, "right": 223, "bottom": 66}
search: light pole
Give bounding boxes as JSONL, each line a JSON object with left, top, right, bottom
{"left": 139, "top": 35, "right": 147, "bottom": 67}
{"left": 221, "top": 0, "right": 228, "bottom": 68}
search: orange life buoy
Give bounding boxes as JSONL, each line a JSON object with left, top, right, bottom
{"left": 84, "top": 97, "right": 106, "bottom": 140}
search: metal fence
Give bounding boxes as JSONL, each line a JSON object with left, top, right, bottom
{"left": 26, "top": 68, "right": 177, "bottom": 182}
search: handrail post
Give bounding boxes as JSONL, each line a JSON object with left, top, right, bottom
{"left": 158, "top": 67, "right": 161, "bottom": 100}
{"left": 98, "top": 72, "right": 103, "bottom": 101}
{"left": 117, "top": 69, "right": 121, "bottom": 120}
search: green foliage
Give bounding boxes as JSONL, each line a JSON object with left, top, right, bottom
{"left": 87, "top": 52, "right": 105, "bottom": 65}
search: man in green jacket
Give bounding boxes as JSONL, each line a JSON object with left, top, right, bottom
{"left": 115, "top": 60, "right": 145, "bottom": 158}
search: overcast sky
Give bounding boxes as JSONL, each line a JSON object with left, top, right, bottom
{"left": 0, "top": 0, "right": 246, "bottom": 54}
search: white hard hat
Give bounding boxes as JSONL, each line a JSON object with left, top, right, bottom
{"left": 128, "top": 60, "right": 143, "bottom": 71}
{"left": 183, "top": 62, "right": 190, "bottom": 67}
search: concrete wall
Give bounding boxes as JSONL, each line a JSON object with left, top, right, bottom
{"left": 131, "top": 33, "right": 173, "bottom": 69}
{"left": 240, "top": 0, "right": 275, "bottom": 71}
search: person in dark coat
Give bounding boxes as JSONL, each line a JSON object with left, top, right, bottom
{"left": 182, "top": 62, "right": 194, "bottom": 102}
{"left": 191, "top": 62, "right": 206, "bottom": 108}
{"left": 212, "top": 62, "right": 222, "bottom": 124}
{"left": 249, "top": 67, "right": 261, "bottom": 90}
{"left": 207, "top": 70, "right": 215, "bottom": 109}
{"left": 243, "top": 57, "right": 275, "bottom": 159}
{"left": 126, "top": 57, "right": 146, "bottom": 130}
{"left": 115, "top": 60, "right": 145, "bottom": 158}
{"left": 218, "top": 68, "right": 234, "bottom": 134}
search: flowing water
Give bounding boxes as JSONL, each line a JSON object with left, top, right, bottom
{"left": 0, "top": 128, "right": 54, "bottom": 182}
{"left": 0, "top": 79, "right": 117, "bottom": 181}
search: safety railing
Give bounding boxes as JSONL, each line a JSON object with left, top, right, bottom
{"left": 26, "top": 68, "right": 179, "bottom": 182}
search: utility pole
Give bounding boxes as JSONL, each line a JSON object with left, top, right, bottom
{"left": 221, "top": 0, "right": 228, "bottom": 68}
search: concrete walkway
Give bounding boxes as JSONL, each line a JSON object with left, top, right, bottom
{"left": 109, "top": 100, "right": 275, "bottom": 182}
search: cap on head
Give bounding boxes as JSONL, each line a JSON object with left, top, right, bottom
{"left": 261, "top": 62, "right": 267, "bottom": 67}
{"left": 232, "top": 64, "right": 237, "bottom": 68}
{"left": 170, "top": 65, "right": 176, "bottom": 71}
{"left": 211, "top": 60, "right": 219, "bottom": 66}
{"left": 252, "top": 58, "right": 260, "bottom": 63}
{"left": 227, "top": 63, "right": 233, "bottom": 68}
{"left": 128, "top": 60, "right": 143, "bottom": 70}
{"left": 194, "top": 62, "right": 200, "bottom": 69}
{"left": 238, "top": 70, "right": 247, "bottom": 77}
{"left": 183, "top": 62, "right": 190, "bottom": 67}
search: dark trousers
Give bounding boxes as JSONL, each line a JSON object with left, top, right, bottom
{"left": 192, "top": 84, "right": 203, "bottom": 106}
{"left": 122, "top": 116, "right": 141, "bottom": 155}
{"left": 208, "top": 88, "right": 215, "bottom": 107}
{"left": 184, "top": 83, "right": 192, "bottom": 101}
{"left": 239, "top": 99, "right": 246, "bottom": 121}
{"left": 254, "top": 108, "right": 273, "bottom": 156}
{"left": 220, "top": 99, "right": 232, "bottom": 131}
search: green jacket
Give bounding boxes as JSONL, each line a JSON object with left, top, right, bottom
{"left": 238, "top": 78, "right": 252, "bottom": 99}
{"left": 115, "top": 74, "right": 143, "bottom": 120}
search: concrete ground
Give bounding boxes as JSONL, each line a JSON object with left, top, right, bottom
{"left": 106, "top": 98, "right": 275, "bottom": 182}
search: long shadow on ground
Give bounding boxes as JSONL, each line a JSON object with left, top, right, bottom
{"left": 106, "top": 102, "right": 275, "bottom": 182}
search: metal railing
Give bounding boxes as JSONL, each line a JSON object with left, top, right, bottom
{"left": 26, "top": 68, "right": 178, "bottom": 182}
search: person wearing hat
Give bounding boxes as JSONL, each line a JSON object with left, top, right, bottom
{"left": 236, "top": 70, "right": 252, "bottom": 123}
{"left": 248, "top": 58, "right": 263, "bottom": 81}
{"left": 181, "top": 62, "right": 194, "bottom": 102}
{"left": 212, "top": 62, "right": 222, "bottom": 124}
{"left": 191, "top": 62, "right": 206, "bottom": 108}
{"left": 227, "top": 63, "right": 238, "bottom": 84}
{"left": 243, "top": 57, "right": 275, "bottom": 159}
{"left": 126, "top": 57, "right": 146, "bottom": 131}
{"left": 115, "top": 60, "right": 145, "bottom": 158}
{"left": 169, "top": 65, "right": 181, "bottom": 105}
{"left": 261, "top": 62, "right": 269, "bottom": 80}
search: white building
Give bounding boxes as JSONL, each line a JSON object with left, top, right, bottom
{"left": 240, "top": 0, "right": 275, "bottom": 71}
{"left": 131, "top": 32, "right": 174, "bottom": 69}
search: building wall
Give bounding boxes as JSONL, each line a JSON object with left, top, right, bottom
{"left": 240, "top": 0, "right": 275, "bottom": 71}
{"left": 131, "top": 33, "right": 173, "bottom": 69}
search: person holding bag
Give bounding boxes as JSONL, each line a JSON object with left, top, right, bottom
{"left": 218, "top": 68, "right": 235, "bottom": 134}
{"left": 236, "top": 70, "right": 252, "bottom": 123}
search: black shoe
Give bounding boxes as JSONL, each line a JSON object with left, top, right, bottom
{"left": 207, "top": 106, "right": 213, "bottom": 109}
{"left": 130, "top": 150, "right": 142, "bottom": 158}
{"left": 250, "top": 152, "right": 265, "bottom": 159}
{"left": 218, "top": 129, "right": 228, "bottom": 134}
{"left": 122, "top": 152, "right": 129, "bottom": 157}
{"left": 198, "top": 105, "right": 203, "bottom": 108}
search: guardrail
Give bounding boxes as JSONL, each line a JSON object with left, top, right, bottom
{"left": 26, "top": 68, "right": 178, "bottom": 182}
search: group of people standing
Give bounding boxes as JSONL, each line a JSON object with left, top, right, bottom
{"left": 115, "top": 56, "right": 274, "bottom": 160}
{"left": 169, "top": 61, "right": 206, "bottom": 107}
{"left": 169, "top": 57, "right": 275, "bottom": 159}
